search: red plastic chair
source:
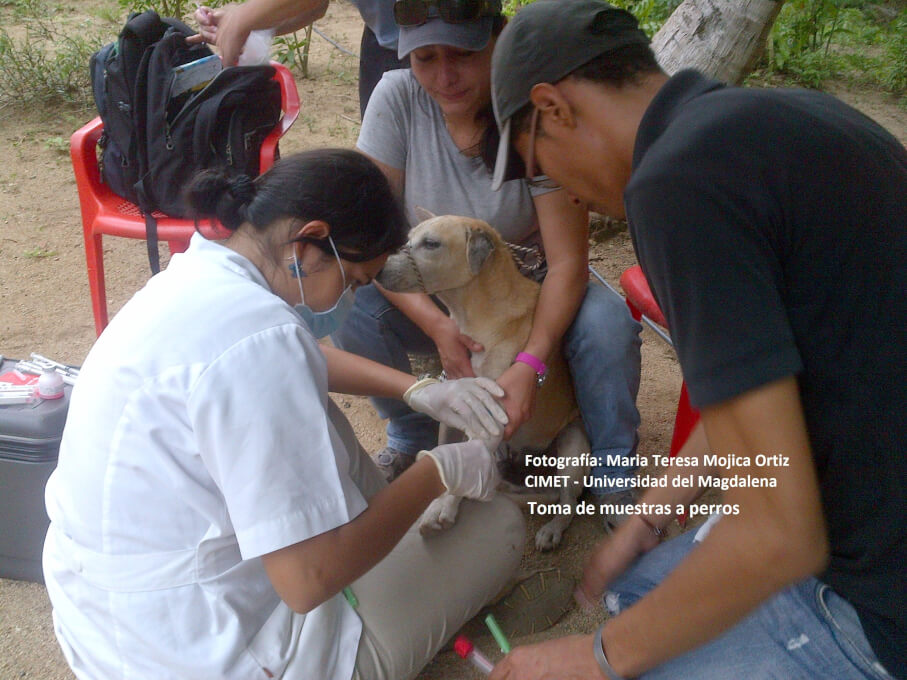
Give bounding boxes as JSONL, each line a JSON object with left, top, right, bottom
{"left": 618, "top": 264, "right": 700, "bottom": 457}
{"left": 71, "top": 62, "right": 300, "bottom": 336}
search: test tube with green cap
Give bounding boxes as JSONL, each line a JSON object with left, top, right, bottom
{"left": 484, "top": 613, "right": 511, "bottom": 653}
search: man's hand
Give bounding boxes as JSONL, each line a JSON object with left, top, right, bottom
{"left": 496, "top": 361, "right": 538, "bottom": 439}
{"left": 576, "top": 515, "right": 662, "bottom": 609}
{"left": 432, "top": 317, "right": 481, "bottom": 379}
{"left": 489, "top": 634, "right": 604, "bottom": 680}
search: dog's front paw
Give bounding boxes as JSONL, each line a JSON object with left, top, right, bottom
{"left": 535, "top": 519, "right": 568, "bottom": 551}
{"left": 419, "top": 494, "right": 462, "bottom": 536}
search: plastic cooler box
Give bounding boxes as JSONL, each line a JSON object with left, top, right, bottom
{"left": 0, "top": 358, "right": 72, "bottom": 582}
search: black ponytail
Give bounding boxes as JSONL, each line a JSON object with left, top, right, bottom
{"left": 184, "top": 149, "right": 408, "bottom": 260}
{"left": 184, "top": 170, "right": 257, "bottom": 232}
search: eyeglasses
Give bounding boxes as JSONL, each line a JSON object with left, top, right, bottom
{"left": 393, "top": 0, "right": 502, "bottom": 26}
{"left": 525, "top": 106, "right": 561, "bottom": 190}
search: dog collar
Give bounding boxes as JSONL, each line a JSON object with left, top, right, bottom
{"left": 514, "top": 351, "right": 547, "bottom": 387}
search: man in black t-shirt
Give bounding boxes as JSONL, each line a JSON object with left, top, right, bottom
{"left": 486, "top": 1, "right": 906, "bottom": 679}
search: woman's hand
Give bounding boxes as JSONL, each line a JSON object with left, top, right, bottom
{"left": 418, "top": 439, "right": 500, "bottom": 500}
{"left": 496, "top": 361, "right": 538, "bottom": 439}
{"left": 190, "top": 5, "right": 221, "bottom": 44}
{"left": 575, "top": 515, "right": 662, "bottom": 610}
{"left": 404, "top": 378, "right": 508, "bottom": 440}
{"left": 432, "top": 317, "right": 481, "bottom": 379}
{"left": 188, "top": 4, "right": 250, "bottom": 66}
{"left": 488, "top": 634, "right": 601, "bottom": 680}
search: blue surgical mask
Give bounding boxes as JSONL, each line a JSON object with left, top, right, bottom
{"left": 291, "top": 236, "right": 356, "bottom": 338}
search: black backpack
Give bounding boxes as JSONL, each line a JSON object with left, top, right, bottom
{"left": 90, "top": 11, "right": 282, "bottom": 273}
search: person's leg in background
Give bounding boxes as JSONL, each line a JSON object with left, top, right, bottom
{"left": 563, "top": 282, "right": 642, "bottom": 528}
{"left": 331, "top": 284, "right": 441, "bottom": 480}
{"left": 358, "top": 24, "right": 409, "bottom": 119}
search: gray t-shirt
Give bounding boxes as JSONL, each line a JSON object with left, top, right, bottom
{"left": 357, "top": 69, "right": 548, "bottom": 246}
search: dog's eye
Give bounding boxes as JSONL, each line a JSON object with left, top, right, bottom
{"left": 421, "top": 238, "right": 441, "bottom": 250}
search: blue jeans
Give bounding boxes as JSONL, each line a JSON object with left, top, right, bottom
{"left": 605, "top": 530, "right": 896, "bottom": 679}
{"left": 332, "top": 282, "right": 642, "bottom": 487}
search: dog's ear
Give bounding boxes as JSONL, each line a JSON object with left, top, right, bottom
{"left": 413, "top": 206, "right": 437, "bottom": 223}
{"left": 467, "top": 229, "right": 495, "bottom": 274}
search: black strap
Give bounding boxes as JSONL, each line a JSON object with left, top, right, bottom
{"left": 191, "top": 89, "right": 228, "bottom": 163}
{"left": 144, "top": 211, "right": 161, "bottom": 275}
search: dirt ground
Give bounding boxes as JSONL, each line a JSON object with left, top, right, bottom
{"left": 1, "top": 1, "right": 905, "bottom": 678}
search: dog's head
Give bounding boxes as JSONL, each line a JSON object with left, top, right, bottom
{"left": 377, "top": 213, "right": 505, "bottom": 295}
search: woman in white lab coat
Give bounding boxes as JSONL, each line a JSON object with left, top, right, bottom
{"left": 43, "top": 149, "right": 525, "bottom": 680}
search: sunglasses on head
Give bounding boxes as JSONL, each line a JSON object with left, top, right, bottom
{"left": 394, "top": 0, "right": 502, "bottom": 26}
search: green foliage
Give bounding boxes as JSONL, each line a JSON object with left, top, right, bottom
{"left": 272, "top": 24, "right": 313, "bottom": 78}
{"left": 882, "top": 10, "right": 907, "bottom": 94}
{"left": 118, "top": 0, "right": 229, "bottom": 22}
{"left": 0, "top": 0, "right": 103, "bottom": 110}
{"left": 23, "top": 246, "right": 58, "bottom": 258}
{"left": 608, "top": 0, "right": 681, "bottom": 37}
{"left": 762, "top": 0, "right": 906, "bottom": 100}
{"left": 503, "top": 0, "right": 680, "bottom": 35}
{"left": 43, "top": 135, "right": 69, "bottom": 154}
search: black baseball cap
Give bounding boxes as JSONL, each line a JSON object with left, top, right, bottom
{"left": 490, "top": 0, "right": 649, "bottom": 190}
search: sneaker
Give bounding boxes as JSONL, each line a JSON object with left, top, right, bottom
{"left": 447, "top": 569, "right": 576, "bottom": 648}
{"left": 374, "top": 446, "right": 416, "bottom": 482}
{"left": 597, "top": 489, "right": 637, "bottom": 534}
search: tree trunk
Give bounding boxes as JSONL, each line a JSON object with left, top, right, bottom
{"left": 652, "top": 0, "right": 784, "bottom": 84}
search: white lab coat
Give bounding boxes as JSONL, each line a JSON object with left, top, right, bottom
{"left": 43, "top": 234, "right": 365, "bottom": 679}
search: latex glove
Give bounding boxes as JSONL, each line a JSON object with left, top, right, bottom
{"left": 417, "top": 439, "right": 500, "bottom": 501}
{"left": 404, "top": 377, "right": 508, "bottom": 440}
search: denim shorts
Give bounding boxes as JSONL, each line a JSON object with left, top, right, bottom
{"left": 605, "top": 530, "right": 896, "bottom": 679}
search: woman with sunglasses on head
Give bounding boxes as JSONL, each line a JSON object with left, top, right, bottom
{"left": 43, "top": 150, "right": 525, "bottom": 680}
{"left": 332, "top": 0, "right": 644, "bottom": 520}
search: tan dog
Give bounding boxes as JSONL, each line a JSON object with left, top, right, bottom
{"left": 377, "top": 214, "right": 589, "bottom": 550}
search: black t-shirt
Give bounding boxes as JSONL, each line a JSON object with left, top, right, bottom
{"left": 626, "top": 70, "right": 907, "bottom": 677}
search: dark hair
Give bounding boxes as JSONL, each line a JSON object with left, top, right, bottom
{"left": 492, "top": 42, "right": 662, "bottom": 174}
{"left": 184, "top": 149, "right": 408, "bottom": 261}
{"left": 448, "top": 14, "right": 510, "bottom": 171}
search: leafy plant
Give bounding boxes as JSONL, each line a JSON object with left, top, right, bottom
{"left": 273, "top": 24, "right": 313, "bottom": 78}
{"left": 117, "top": 0, "right": 229, "bottom": 22}
{"left": 610, "top": 0, "right": 681, "bottom": 37}
{"left": 0, "top": 0, "right": 103, "bottom": 110}
{"left": 24, "top": 246, "right": 58, "bottom": 258}
{"left": 43, "top": 135, "right": 69, "bottom": 154}
{"left": 503, "top": 0, "right": 679, "bottom": 36}
{"left": 882, "top": 10, "right": 907, "bottom": 95}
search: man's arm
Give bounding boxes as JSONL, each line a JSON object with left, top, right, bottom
{"left": 491, "top": 376, "right": 829, "bottom": 679}
{"left": 603, "top": 376, "right": 828, "bottom": 675}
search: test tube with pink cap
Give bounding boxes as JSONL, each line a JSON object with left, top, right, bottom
{"left": 454, "top": 635, "right": 494, "bottom": 675}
